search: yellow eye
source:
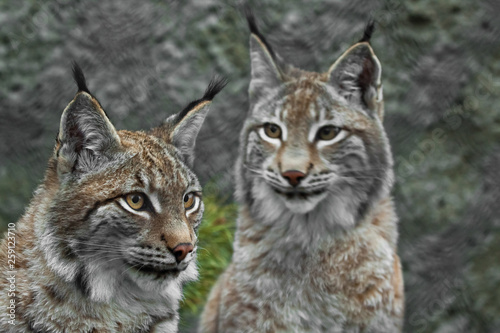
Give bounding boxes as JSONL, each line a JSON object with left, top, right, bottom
{"left": 126, "top": 193, "right": 145, "bottom": 210}
{"left": 317, "top": 126, "right": 340, "bottom": 141}
{"left": 263, "top": 123, "right": 282, "bottom": 139}
{"left": 183, "top": 193, "right": 196, "bottom": 210}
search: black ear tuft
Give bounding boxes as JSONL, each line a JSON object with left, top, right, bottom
{"left": 358, "top": 19, "right": 375, "bottom": 43}
{"left": 244, "top": 6, "right": 277, "bottom": 60}
{"left": 156, "top": 76, "right": 225, "bottom": 167}
{"left": 202, "top": 75, "right": 229, "bottom": 101}
{"left": 245, "top": 5, "right": 261, "bottom": 37}
{"left": 176, "top": 76, "right": 227, "bottom": 123}
{"left": 72, "top": 61, "right": 90, "bottom": 94}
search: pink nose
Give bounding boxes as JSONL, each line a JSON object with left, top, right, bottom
{"left": 171, "top": 243, "right": 194, "bottom": 262}
{"left": 282, "top": 170, "right": 306, "bottom": 187}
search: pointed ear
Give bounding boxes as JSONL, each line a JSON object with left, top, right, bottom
{"left": 249, "top": 34, "right": 283, "bottom": 99}
{"left": 56, "top": 64, "right": 120, "bottom": 176}
{"left": 327, "top": 42, "right": 384, "bottom": 119}
{"left": 246, "top": 8, "right": 283, "bottom": 102}
{"left": 152, "top": 77, "right": 227, "bottom": 167}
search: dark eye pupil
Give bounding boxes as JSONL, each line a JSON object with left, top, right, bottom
{"left": 270, "top": 126, "right": 277, "bottom": 132}
{"left": 323, "top": 128, "right": 331, "bottom": 135}
{"left": 132, "top": 195, "right": 140, "bottom": 203}
{"left": 184, "top": 194, "right": 189, "bottom": 202}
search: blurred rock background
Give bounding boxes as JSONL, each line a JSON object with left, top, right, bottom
{"left": 0, "top": 0, "right": 499, "bottom": 332}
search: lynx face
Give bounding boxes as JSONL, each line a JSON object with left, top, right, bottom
{"left": 47, "top": 132, "right": 203, "bottom": 298}
{"left": 40, "top": 65, "right": 226, "bottom": 302}
{"left": 237, "top": 21, "right": 394, "bottom": 233}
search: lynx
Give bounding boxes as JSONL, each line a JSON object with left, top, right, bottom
{"left": 199, "top": 13, "right": 404, "bottom": 333}
{"left": 0, "top": 64, "right": 225, "bottom": 332}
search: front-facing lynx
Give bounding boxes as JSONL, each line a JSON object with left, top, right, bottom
{"left": 200, "top": 13, "right": 404, "bottom": 333}
{"left": 0, "top": 64, "right": 225, "bottom": 332}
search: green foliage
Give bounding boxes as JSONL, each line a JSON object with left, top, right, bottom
{"left": 179, "top": 190, "right": 236, "bottom": 328}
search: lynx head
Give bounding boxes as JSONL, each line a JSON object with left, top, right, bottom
{"left": 237, "top": 13, "right": 394, "bottom": 238}
{"left": 39, "top": 63, "right": 226, "bottom": 303}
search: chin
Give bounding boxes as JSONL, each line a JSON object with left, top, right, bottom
{"left": 126, "top": 258, "right": 198, "bottom": 290}
{"left": 279, "top": 191, "right": 328, "bottom": 214}
{"left": 251, "top": 179, "right": 329, "bottom": 219}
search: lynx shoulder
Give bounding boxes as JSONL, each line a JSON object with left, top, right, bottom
{"left": 199, "top": 12, "right": 403, "bottom": 333}
{"left": 0, "top": 64, "right": 226, "bottom": 333}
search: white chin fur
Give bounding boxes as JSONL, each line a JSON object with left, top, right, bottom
{"left": 280, "top": 192, "right": 328, "bottom": 214}
{"left": 253, "top": 179, "right": 327, "bottom": 216}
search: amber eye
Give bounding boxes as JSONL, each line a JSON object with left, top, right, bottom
{"left": 183, "top": 193, "right": 196, "bottom": 210}
{"left": 263, "top": 123, "right": 282, "bottom": 139}
{"left": 317, "top": 126, "right": 340, "bottom": 141}
{"left": 125, "top": 193, "right": 146, "bottom": 210}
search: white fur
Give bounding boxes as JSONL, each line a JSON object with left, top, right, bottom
{"left": 117, "top": 197, "right": 151, "bottom": 218}
{"left": 318, "top": 129, "right": 349, "bottom": 149}
{"left": 258, "top": 127, "right": 282, "bottom": 146}
{"left": 87, "top": 262, "right": 119, "bottom": 302}
{"left": 186, "top": 196, "right": 201, "bottom": 218}
{"left": 149, "top": 192, "right": 163, "bottom": 213}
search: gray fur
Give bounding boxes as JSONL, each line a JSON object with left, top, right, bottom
{"left": 200, "top": 18, "right": 402, "bottom": 333}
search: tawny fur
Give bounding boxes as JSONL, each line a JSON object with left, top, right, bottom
{"left": 0, "top": 68, "right": 225, "bottom": 332}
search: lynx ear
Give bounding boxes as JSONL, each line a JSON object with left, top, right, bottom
{"left": 56, "top": 63, "right": 121, "bottom": 176}
{"left": 327, "top": 41, "right": 384, "bottom": 119}
{"left": 246, "top": 9, "right": 283, "bottom": 102}
{"left": 153, "top": 77, "right": 227, "bottom": 167}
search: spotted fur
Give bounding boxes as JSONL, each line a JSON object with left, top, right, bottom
{"left": 0, "top": 65, "right": 225, "bottom": 333}
{"left": 199, "top": 14, "right": 403, "bottom": 333}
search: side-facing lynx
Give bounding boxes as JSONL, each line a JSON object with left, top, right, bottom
{"left": 0, "top": 64, "right": 225, "bottom": 332}
{"left": 200, "top": 13, "right": 404, "bottom": 333}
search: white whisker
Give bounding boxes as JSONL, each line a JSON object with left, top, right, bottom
{"left": 243, "top": 163, "right": 263, "bottom": 176}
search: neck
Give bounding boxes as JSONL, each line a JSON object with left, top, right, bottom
{"left": 234, "top": 195, "right": 397, "bottom": 272}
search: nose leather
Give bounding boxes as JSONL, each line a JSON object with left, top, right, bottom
{"left": 282, "top": 170, "right": 306, "bottom": 187}
{"left": 171, "top": 243, "right": 194, "bottom": 262}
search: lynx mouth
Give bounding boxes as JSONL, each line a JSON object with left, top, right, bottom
{"left": 125, "top": 246, "right": 195, "bottom": 277}
{"left": 131, "top": 264, "right": 182, "bottom": 276}
{"left": 269, "top": 186, "right": 329, "bottom": 213}
{"left": 272, "top": 188, "right": 326, "bottom": 200}
{"left": 125, "top": 260, "right": 188, "bottom": 277}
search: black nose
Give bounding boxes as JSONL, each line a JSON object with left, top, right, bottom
{"left": 282, "top": 170, "right": 306, "bottom": 187}
{"left": 171, "top": 243, "right": 194, "bottom": 262}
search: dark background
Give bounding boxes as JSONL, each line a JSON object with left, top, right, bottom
{"left": 1, "top": 0, "right": 499, "bottom": 332}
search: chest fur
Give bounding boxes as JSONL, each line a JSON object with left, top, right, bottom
{"left": 230, "top": 220, "right": 398, "bottom": 330}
